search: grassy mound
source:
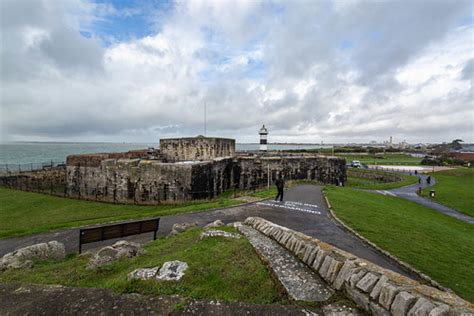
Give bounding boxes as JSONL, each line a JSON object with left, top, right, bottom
{"left": 324, "top": 186, "right": 474, "bottom": 302}
{"left": 0, "top": 227, "right": 283, "bottom": 304}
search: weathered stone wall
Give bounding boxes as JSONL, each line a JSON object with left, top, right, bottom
{"left": 244, "top": 217, "right": 474, "bottom": 316}
{"left": 160, "top": 137, "right": 235, "bottom": 161}
{"left": 236, "top": 156, "right": 346, "bottom": 189}
{"left": 66, "top": 159, "right": 194, "bottom": 204}
{"left": 65, "top": 154, "right": 346, "bottom": 204}
{"left": 0, "top": 167, "right": 67, "bottom": 195}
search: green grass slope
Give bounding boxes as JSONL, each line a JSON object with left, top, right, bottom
{"left": 324, "top": 186, "right": 474, "bottom": 302}
{"left": 0, "top": 187, "right": 248, "bottom": 239}
{"left": 0, "top": 227, "right": 282, "bottom": 304}
{"left": 422, "top": 168, "right": 474, "bottom": 217}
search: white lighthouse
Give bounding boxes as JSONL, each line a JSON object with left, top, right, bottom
{"left": 259, "top": 124, "right": 268, "bottom": 151}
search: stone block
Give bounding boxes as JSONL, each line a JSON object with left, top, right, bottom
{"left": 408, "top": 297, "right": 436, "bottom": 316}
{"left": 370, "top": 275, "right": 389, "bottom": 301}
{"left": 345, "top": 284, "right": 370, "bottom": 311}
{"left": 296, "top": 242, "right": 307, "bottom": 259}
{"left": 379, "top": 283, "right": 400, "bottom": 310}
{"left": 369, "top": 302, "right": 391, "bottom": 316}
{"left": 428, "top": 304, "right": 451, "bottom": 316}
{"left": 326, "top": 258, "right": 343, "bottom": 283}
{"left": 349, "top": 270, "right": 367, "bottom": 288}
{"left": 333, "top": 260, "right": 357, "bottom": 290}
{"left": 302, "top": 244, "right": 313, "bottom": 262}
{"left": 319, "top": 256, "right": 333, "bottom": 278}
{"left": 312, "top": 249, "right": 327, "bottom": 270}
{"left": 391, "top": 291, "right": 417, "bottom": 316}
{"left": 306, "top": 246, "right": 319, "bottom": 266}
{"left": 356, "top": 272, "right": 380, "bottom": 293}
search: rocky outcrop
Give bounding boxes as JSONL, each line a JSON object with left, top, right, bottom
{"left": 243, "top": 217, "right": 474, "bottom": 316}
{"left": 128, "top": 260, "right": 188, "bottom": 282}
{"left": 87, "top": 240, "right": 144, "bottom": 269}
{"left": 0, "top": 241, "right": 65, "bottom": 271}
{"left": 204, "top": 219, "right": 224, "bottom": 229}
{"left": 199, "top": 230, "right": 241, "bottom": 240}
{"left": 168, "top": 222, "right": 198, "bottom": 236}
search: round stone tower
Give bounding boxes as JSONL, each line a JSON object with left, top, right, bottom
{"left": 259, "top": 124, "right": 268, "bottom": 151}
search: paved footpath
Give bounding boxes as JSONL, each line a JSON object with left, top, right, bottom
{"left": 0, "top": 185, "right": 420, "bottom": 280}
{"left": 372, "top": 174, "right": 474, "bottom": 224}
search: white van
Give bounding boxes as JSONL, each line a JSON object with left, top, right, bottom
{"left": 351, "top": 160, "right": 361, "bottom": 168}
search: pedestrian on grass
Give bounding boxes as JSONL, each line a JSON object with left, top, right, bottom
{"left": 275, "top": 174, "right": 285, "bottom": 202}
{"left": 418, "top": 177, "right": 421, "bottom": 184}
{"left": 414, "top": 170, "right": 418, "bottom": 175}
{"left": 427, "top": 176, "right": 431, "bottom": 185}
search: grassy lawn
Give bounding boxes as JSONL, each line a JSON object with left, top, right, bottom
{"left": 0, "top": 227, "right": 283, "bottom": 304}
{"left": 338, "top": 153, "right": 421, "bottom": 166}
{"left": 346, "top": 169, "right": 418, "bottom": 190}
{"left": 0, "top": 187, "right": 272, "bottom": 239}
{"left": 422, "top": 168, "right": 474, "bottom": 217}
{"left": 324, "top": 186, "right": 474, "bottom": 302}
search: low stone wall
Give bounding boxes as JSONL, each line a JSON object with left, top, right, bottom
{"left": 347, "top": 170, "right": 402, "bottom": 183}
{"left": 243, "top": 217, "right": 473, "bottom": 316}
{"left": 0, "top": 166, "right": 67, "bottom": 195}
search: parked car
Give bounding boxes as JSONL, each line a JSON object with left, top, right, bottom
{"left": 351, "top": 160, "right": 361, "bottom": 168}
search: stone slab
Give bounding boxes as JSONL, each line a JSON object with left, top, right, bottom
{"left": 238, "top": 224, "right": 334, "bottom": 302}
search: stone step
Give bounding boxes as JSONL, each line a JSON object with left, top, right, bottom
{"left": 237, "top": 223, "right": 334, "bottom": 302}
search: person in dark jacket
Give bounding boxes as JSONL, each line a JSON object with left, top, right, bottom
{"left": 275, "top": 175, "right": 285, "bottom": 202}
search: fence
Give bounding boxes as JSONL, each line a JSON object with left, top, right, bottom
{"left": 0, "top": 161, "right": 65, "bottom": 174}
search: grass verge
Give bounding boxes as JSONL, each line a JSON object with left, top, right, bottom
{"left": 421, "top": 168, "right": 474, "bottom": 217}
{"left": 0, "top": 227, "right": 283, "bottom": 304}
{"left": 0, "top": 186, "right": 271, "bottom": 239}
{"left": 337, "top": 153, "right": 422, "bottom": 166}
{"left": 324, "top": 186, "right": 474, "bottom": 302}
{"left": 346, "top": 169, "right": 418, "bottom": 190}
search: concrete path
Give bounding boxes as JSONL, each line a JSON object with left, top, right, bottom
{"left": 373, "top": 174, "right": 474, "bottom": 224}
{"left": 0, "top": 185, "right": 420, "bottom": 280}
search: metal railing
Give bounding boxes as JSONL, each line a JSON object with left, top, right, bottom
{"left": 0, "top": 160, "right": 65, "bottom": 174}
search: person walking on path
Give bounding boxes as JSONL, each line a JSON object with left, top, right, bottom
{"left": 275, "top": 174, "right": 285, "bottom": 202}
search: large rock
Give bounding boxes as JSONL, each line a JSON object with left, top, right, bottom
{"left": 168, "top": 222, "right": 197, "bottom": 236}
{"left": 204, "top": 220, "right": 224, "bottom": 229}
{"left": 0, "top": 241, "right": 65, "bottom": 271}
{"left": 156, "top": 261, "right": 188, "bottom": 281}
{"left": 128, "top": 267, "right": 160, "bottom": 281}
{"left": 87, "top": 240, "right": 144, "bottom": 269}
{"left": 127, "top": 261, "right": 189, "bottom": 282}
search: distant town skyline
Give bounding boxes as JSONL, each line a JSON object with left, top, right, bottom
{"left": 1, "top": 0, "right": 473, "bottom": 144}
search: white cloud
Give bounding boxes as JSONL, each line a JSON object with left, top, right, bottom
{"left": 0, "top": 0, "right": 472, "bottom": 144}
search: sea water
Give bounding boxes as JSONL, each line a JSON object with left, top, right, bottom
{"left": 0, "top": 142, "right": 329, "bottom": 165}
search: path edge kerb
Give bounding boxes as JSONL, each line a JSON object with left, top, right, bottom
{"left": 322, "top": 191, "right": 450, "bottom": 293}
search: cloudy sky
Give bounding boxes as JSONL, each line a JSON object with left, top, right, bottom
{"left": 0, "top": 0, "right": 472, "bottom": 144}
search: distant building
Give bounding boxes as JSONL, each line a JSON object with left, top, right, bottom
{"left": 259, "top": 125, "right": 268, "bottom": 151}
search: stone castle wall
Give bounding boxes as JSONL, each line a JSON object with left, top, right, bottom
{"left": 66, "top": 159, "right": 194, "bottom": 204}
{"left": 160, "top": 137, "right": 235, "bottom": 161}
{"left": 243, "top": 217, "right": 474, "bottom": 316}
{"left": 65, "top": 155, "right": 346, "bottom": 203}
